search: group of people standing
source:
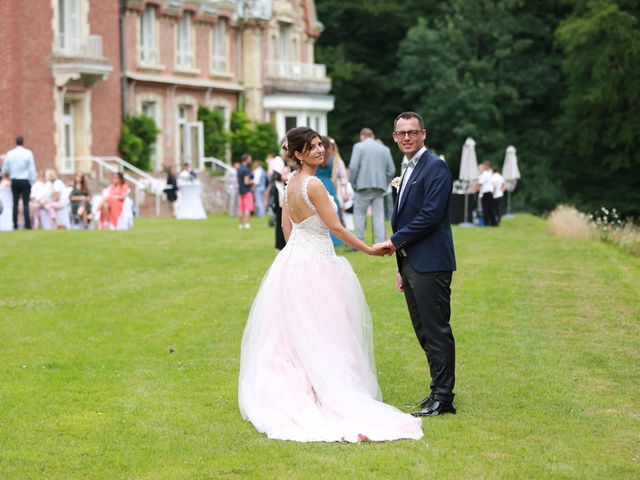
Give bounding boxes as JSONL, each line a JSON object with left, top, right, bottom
{"left": 473, "top": 161, "right": 506, "bottom": 227}
{"left": 226, "top": 128, "right": 401, "bottom": 253}
{"left": 1, "top": 136, "right": 130, "bottom": 230}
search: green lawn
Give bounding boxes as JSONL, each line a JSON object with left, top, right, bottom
{"left": 0, "top": 215, "right": 638, "bottom": 479}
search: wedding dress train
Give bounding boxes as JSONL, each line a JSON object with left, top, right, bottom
{"left": 238, "top": 175, "right": 422, "bottom": 442}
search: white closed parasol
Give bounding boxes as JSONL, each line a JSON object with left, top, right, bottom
{"left": 458, "top": 137, "right": 478, "bottom": 226}
{"left": 501, "top": 145, "right": 520, "bottom": 218}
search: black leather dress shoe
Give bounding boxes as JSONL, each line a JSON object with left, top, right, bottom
{"left": 411, "top": 400, "right": 457, "bottom": 417}
{"left": 404, "top": 395, "right": 434, "bottom": 410}
{"left": 419, "top": 395, "right": 435, "bottom": 409}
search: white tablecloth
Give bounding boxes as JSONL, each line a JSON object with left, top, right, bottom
{"left": 176, "top": 182, "right": 207, "bottom": 220}
{"left": 0, "top": 187, "right": 13, "bottom": 231}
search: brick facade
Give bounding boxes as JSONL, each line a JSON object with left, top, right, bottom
{"left": 88, "top": 1, "right": 123, "bottom": 159}
{"left": 0, "top": 0, "right": 332, "bottom": 216}
{"left": 0, "top": 0, "right": 57, "bottom": 166}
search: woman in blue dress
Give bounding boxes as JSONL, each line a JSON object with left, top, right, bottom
{"left": 316, "top": 137, "right": 345, "bottom": 247}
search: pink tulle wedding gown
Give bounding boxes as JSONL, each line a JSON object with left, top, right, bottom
{"left": 238, "top": 175, "right": 423, "bottom": 442}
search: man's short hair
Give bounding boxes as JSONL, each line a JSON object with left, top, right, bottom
{"left": 360, "top": 128, "right": 374, "bottom": 138}
{"left": 241, "top": 153, "right": 251, "bottom": 163}
{"left": 15, "top": 136, "right": 24, "bottom": 146}
{"left": 394, "top": 112, "right": 424, "bottom": 130}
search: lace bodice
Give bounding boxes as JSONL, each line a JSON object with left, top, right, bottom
{"left": 284, "top": 174, "right": 337, "bottom": 259}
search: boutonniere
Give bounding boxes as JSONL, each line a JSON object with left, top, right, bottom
{"left": 390, "top": 176, "right": 402, "bottom": 190}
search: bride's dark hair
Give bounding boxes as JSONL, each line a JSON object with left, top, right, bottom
{"left": 282, "top": 127, "right": 321, "bottom": 168}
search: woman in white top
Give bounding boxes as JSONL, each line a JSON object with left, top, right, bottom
{"left": 42, "top": 169, "right": 67, "bottom": 229}
{"left": 30, "top": 171, "right": 48, "bottom": 229}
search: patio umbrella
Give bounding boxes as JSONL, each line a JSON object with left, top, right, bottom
{"left": 458, "top": 137, "right": 478, "bottom": 226}
{"left": 501, "top": 145, "right": 520, "bottom": 218}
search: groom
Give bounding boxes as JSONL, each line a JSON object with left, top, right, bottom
{"left": 376, "top": 112, "right": 457, "bottom": 416}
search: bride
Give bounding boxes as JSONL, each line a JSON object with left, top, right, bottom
{"left": 238, "top": 127, "right": 423, "bottom": 442}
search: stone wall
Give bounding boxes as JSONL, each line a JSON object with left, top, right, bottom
{"left": 198, "top": 173, "right": 228, "bottom": 214}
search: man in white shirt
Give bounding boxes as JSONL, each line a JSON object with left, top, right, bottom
{"left": 473, "top": 161, "right": 496, "bottom": 226}
{"left": 4, "top": 136, "right": 36, "bottom": 229}
{"left": 491, "top": 164, "right": 506, "bottom": 226}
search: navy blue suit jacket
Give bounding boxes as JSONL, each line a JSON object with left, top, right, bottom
{"left": 391, "top": 149, "right": 456, "bottom": 273}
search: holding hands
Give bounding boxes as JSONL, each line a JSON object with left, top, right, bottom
{"left": 369, "top": 239, "right": 397, "bottom": 257}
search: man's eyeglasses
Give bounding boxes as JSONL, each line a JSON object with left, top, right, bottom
{"left": 393, "top": 130, "right": 422, "bottom": 139}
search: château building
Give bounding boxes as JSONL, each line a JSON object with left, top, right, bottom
{"left": 0, "top": 0, "right": 333, "bottom": 173}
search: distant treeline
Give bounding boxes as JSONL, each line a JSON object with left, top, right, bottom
{"left": 316, "top": 0, "right": 640, "bottom": 216}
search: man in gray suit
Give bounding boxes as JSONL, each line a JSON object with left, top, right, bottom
{"left": 349, "top": 128, "right": 396, "bottom": 243}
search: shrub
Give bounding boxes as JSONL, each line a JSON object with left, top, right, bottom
{"left": 118, "top": 115, "right": 159, "bottom": 171}
{"left": 198, "top": 107, "right": 230, "bottom": 160}
{"left": 589, "top": 207, "right": 640, "bottom": 257}
{"left": 230, "top": 110, "right": 279, "bottom": 162}
{"left": 547, "top": 205, "right": 591, "bottom": 240}
{"left": 230, "top": 110, "right": 252, "bottom": 162}
{"left": 548, "top": 205, "right": 640, "bottom": 257}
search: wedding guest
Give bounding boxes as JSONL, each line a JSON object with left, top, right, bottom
{"left": 328, "top": 138, "right": 350, "bottom": 212}
{"left": 349, "top": 128, "right": 396, "bottom": 244}
{"left": 0, "top": 171, "right": 10, "bottom": 188}
{"left": 101, "top": 172, "right": 130, "bottom": 230}
{"left": 237, "top": 154, "right": 254, "bottom": 229}
{"left": 0, "top": 171, "right": 12, "bottom": 231}
{"left": 29, "top": 171, "right": 47, "bottom": 229}
{"left": 491, "top": 164, "right": 506, "bottom": 226}
{"left": 252, "top": 160, "right": 267, "bottom": 218}
{"left": 318, "top": 136, "right": 344, "bottom": 247}
{"left": 164, "top": 166, "right": 179, "bottom": 216}
{"left": 70, "top": 173, "right": 91, "bottom": 228}
{"left": 178, "top": 162, "right": 196, "bottom": 181}
{"left": 265, "top": 152, "right": 277, "bottom": 199}
{"left": 225, "top": 161, "right": 240, "bottom": 217}
{"left": 473, "top": 162, "right": 496, "bottom": 226}
{"left": 268, "top": 156, "right": 288, "bottom": 251}
{"left": 4, "top": 136, "right": 36, "bottom": 229}
{"left": 41, "top": 169, "right": 67, "bottom": 229}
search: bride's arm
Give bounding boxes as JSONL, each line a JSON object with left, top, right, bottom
{"left": 307, "top": 181, "right": 377, "bottom": 255}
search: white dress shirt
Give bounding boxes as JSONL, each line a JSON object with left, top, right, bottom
{"left": 492, "top": 172, "right": 505, "bottom": 199}
{"left": 397, "top": 146, "right": 427, "bottom": 206}
{"left": 478, "top": 170, "right": 493, "bottom": 194}
{"left": 4, "top": 146, "right": 36, "bottom": 182}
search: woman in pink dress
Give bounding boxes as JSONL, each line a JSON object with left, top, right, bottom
{"left": 238, "top": 127, "right": 423, "bottom": 443}
{"left": 101, "top": 172, "right": 130, "bottom": 230}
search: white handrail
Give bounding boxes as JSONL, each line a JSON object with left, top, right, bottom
{"left": 204, "top": 156, "right": 233, "bottom": 171}
{"left": 72, "top": 156, "right": 144, "bottom": 188}
{"left": 99, "top": 156, "right": 164, "bottom": 192}
{"left": 71, "top": 156, "right": 162, "bottom": 216}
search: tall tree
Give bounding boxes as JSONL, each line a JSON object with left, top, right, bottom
{"left": 315, "top": 0, "right": 445, "bottom": 164}
{"left": 556, "top": 0, "right": 640, "bottom": 215}
{"left": 397, "top": 0, "right": 569, "bottom": 212}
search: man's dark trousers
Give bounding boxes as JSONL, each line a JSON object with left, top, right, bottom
{"left": 11, "top": 179, "right": 31, "bottom": 229}
{"left": 481, "top": 192, "right": 495, "bottom": 226}
{"left": 401, "top": 261, "right": 455, "bottom": 402}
